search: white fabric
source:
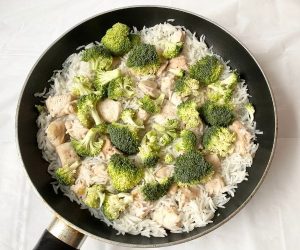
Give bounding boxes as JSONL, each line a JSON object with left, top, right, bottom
{"left": 0, "top": 0, "right": 299, "bottom": 249}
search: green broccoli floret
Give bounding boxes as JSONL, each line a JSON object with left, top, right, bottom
{"left": 107, "top": 76, "right": 134, "bottom": 101}
{"left": 83, "top": 184, "right": 105, "bottom": 208}
{"left": 245, "top": 103, "right": 255, "bottom": 123}
{"left": 71, "top": 125, "right": 106, "bottom": 157}
{"left": 162, "top": 41, "right": 183, "bottom": 59}
{"left": 174, "top": 151, "right": 214, "bottom": 185}
{"left": 203, "top": 126, "right": 236, "bottom": 157}
{"left": 168, "top": 68, "right": 185, "bottom": 77}
{"left": 207, "top": 72, "right": 238, "bottom": 103}
{"left": 164, "top": 153, "right": 175, "bottom": 164}
{"left": 94, "top": 68, "right": 121, "bottom": 92}
{"left": 81, "top": 45, "right": 113, "bottom": 71}
{"left": 107, "top": 154, "right": 143, "bottom": 192}
{"left": 55, "top": 161, "right": 80, "bottom": 186}
{"left": 152, "top": 119, "right": 180, "bottom": 146}
{"left": 120, "top": 109, "right": 144, "bottom": 128}
{"left": 177, "top": 100, "right": 202, "bottom": 129}
{"left": 139, "top": 93, "right": 165, "bottom": 114}
{"left": 174, "top": 76, "right": 201, "bottom": 97}
{"left": 129, "top": 34, "right": 141, "bottom": 47}
{"left": 71, "top": 76, "right": 93, "bottom": 96}
{"left": 175, "top": 130, "right": 197, "bottom": 152}
{"left": 189, "top": 55, "right": 224, "bottom": 85}
{"left": 101, "top": 23, "right": 132, "bottom": 56}
{"left": 138, "top": 143, "right": 159, "bottom": 168}
{"left": 107, "top": 123, "right": 140, "bottom": 154}
{"left": 126, "top": 43, "right": 160, "bottom": 75}
{"left": 102, "top": 193, "right": 133, "bottom": 220}
{"left": 76, "top": 93, "right": 102, "bottom": 128}
{"left": 141, "top": 177, "right": 174, "bottom": 201}
{"left": 199, "top": 101, "right": 235, "bottom": 127}
{"left": 35, "top": 104, "right": 46, "bottom": 113}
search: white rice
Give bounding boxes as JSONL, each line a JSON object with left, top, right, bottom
{"left": 36, "top": 22, "right": 260, "bottom": 237}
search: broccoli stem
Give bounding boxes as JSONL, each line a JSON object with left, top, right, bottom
{"left": 91, "top": 109, "right": 101, "bottom": 125}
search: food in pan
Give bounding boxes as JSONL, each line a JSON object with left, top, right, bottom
{"left": 35, "top": 22, "right": 259, "bottom": 237}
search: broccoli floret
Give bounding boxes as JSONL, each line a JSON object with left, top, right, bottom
{"left": 141, "top": 177, "right": 174, "bottom": 201}
{"left": 152, "top": 119, "right": 180, "bottom": 146}
{"left": 175, "top": 130, "right": 197, "bottom": 152}
{"left": 174, "top": 151, "right": 214, "bottom": 185}
{"left": 107, "top": 154, "right": 143, "bottom": 192}
{"left": 126, "top": 44, "right": 160, "bottom": 75}
{"left": 177, "top": 100, "right": 202, "bottom": 129}
{"left": 207, "top": 72, "right": 238, "bottom": 103}
{"left": 174, "top": 76, "right": 200, "bottom": 97}
{"left": 164, "top": 153, "right": 175, "bottom": 164}
{"left": 162, "top": 41, "right": 183, "bottom": 59}
{"left": 71, "top": 125, "right": 105, "bottom": 157}
{"left": 139, "top": 94, "right": 165, "bottom": 114}
{"left": 120, "top": 109, "right": 144, "bottom": 128}
{"left": 71, "top": 76, "right": 93, "bottom": 96}
{"left": 76, "top": 93, "right": 102, "bottom": 128}
{"left": 94, "top": 68, "right": 121, "bottom": 92}
{"left": 168, "top": 68, "right": 185, "bottom": 77}
{"left": 83, "top": 184, "right": 105, "bottom": 208}
{"left": 81, "top": 45, "right": 113, "bottom": 71}
{"left": 199, "top": 101, "right": 235, "bottom": 127}
{"left": 138, "top": 143, "right": 159, "bottom": 168}
{"left": 55, "top": 161, "right": 80, "bottom": 186}
{"left": 203, "top": 126, "right": 236, "bottom": 157}
{"left": 245, "top": 103, "right": 255, "bottom": 123}
{"left": 107, "top": 76, "right": 134, "bottom": 101}
{"left": 35, "top": 104, "right": 46, "bottom": 113}
{"left": 189, "top": 55, "right": 224, "bottom": 85}
{"left": 101, "top": 23, "right": 132, "bottom": 56}
{"left": 103, "top": 193, "right": 133, "bottom": 220}
{"left": 107, "top": 123, "right": 140, "bottom": 154}
{"left": 129, "top": 34, "right": 141, "bottom": 47}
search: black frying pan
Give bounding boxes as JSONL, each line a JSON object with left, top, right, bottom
{"left": 16, "top": 6, "right": 277, "bottom": 249}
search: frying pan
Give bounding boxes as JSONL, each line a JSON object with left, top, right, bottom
{"left": 16, "top": 6, "right": 277, "bottom": 249}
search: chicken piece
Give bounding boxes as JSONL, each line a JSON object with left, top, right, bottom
{"left": 155, "top": 166, "right": 173, "bottom": 179}
{"left": 152, "top": 206, "right": 181, "bottom": 231}
{"left": 168, "top": 55, "right": 188, "bottom": 71}
{"left": 97, "top": 99, "right": 121, "bottom": 123}
{"left": 156, "top": 61, "right": 169, "bottom": 77}
{"left": 65, "top": 118, "right": 88, "bottom": 140}
{"left": 138, "top": 80, "right": 160, "bottom": 98}
{"left": 204, "top": 153, "right": 221, "bottom": 170}
{"left": 168, "top": 184, "right": 178, "bottom": 196}
{"left": 181, "top": 187, "right": 200, "bottom": 203}
{"left": 46, "top": 120, "right": 66, "bottom": 147}
{"left": 171, "top": 30, "right": 186, "bottom": 43}
{"left": 205, "top": 174, "right": 225, "bottom": 196}
{"left": 56, "top": 142, "right": 80, "bottom": 166}
{"left": 169, "top": 92, "right": 184, "bottom": 106}
{"left": 229, "top": 120, "right": 252, "bottom": 156}
{"left": 100, "top": 136, "right": 120, "bottom": 160}
{"left": 160, "top": 76, "right": 175, "bottom": 98}
{"left": 130, "top": 188, "right": 153, "bottom": 218}
{"left": 161, "top": 101, "right": 177, "bottom": 119}
{"left": 71, "top": 181, "right": 86, "bottom": 198}
{"left": 46, "top": 94, "right": 76, "bottom": 118}
{"left": 137, "top": 108, "right": 150, "bottom": 122}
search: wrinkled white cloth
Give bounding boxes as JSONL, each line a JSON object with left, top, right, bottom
{"left": 0, "top": 0, "right": 299, "bottom": 249}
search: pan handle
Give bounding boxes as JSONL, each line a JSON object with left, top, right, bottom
{"left": 33, "top": 217, "right": 86, "bottom": 250}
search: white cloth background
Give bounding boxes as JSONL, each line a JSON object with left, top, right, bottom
{"left": 0, "top": 0, "right": 299, "bottom": 249}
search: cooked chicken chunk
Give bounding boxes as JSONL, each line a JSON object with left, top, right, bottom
{"left": 169, "top": 92, "right": 184, "bottom": 106}
{"left": 160, "top": 76, "right": 175, "bottom": 98}
{"left": 100, "top": 136, "right": 120, "bottom": 160}
{"left": 156, "top": 61, "right": 169, "bottom": 77}
{"left": 130, "top": 188, "right": 153, "bottom": 218}
{"left": 155, "top": 166, "right": 173, "bottom": 179}
{"left": 205, "top": 174, "right": 225, "bottom": 196}
{"left": 168, "top": 55, "right": 188, "bottom": 71}
{"left": 97, "top": 99, "right": 121, "bottom": 123}
{"left": 229, "top": 120, "right": 252, "bottom": 156}
{"left": 136, "top": 109, "right": 150, "bottom": 122}
{"left": 171, "top": 30, "right": 186, "bottom": 43}
{"left": 205, "top": 153, "right": 221, "bottom": 170}
{"left": 56, "top": 142, "right": 80, "bottom": 166}
{"left": 46, "top": 94, "right": 76, "bottom": 117}
{"left": 152, "top": 206, "right": 181, "bottom": 231}
{"left": 177, "top": 186, "right": 200, "bottom": 209}
{"left": 65, "top": 118, "right": 88, "bottom": 140}
{"left": 138, "top": 80, "right": 160, "bottom": 98}
{"left": 46, "top": 120, "right": 65, "bottom": 147}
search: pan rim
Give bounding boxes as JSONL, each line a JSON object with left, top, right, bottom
{"left": 15, "top": 5, "right": 278, "bottom": 248}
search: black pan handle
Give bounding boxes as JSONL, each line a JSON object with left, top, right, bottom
{"left": 33, "top": 217, "right": 86, "bottom": 250}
